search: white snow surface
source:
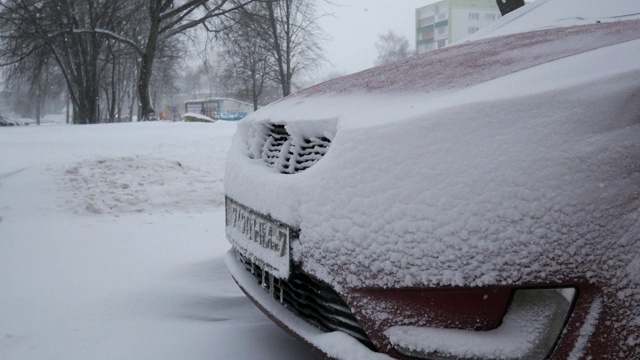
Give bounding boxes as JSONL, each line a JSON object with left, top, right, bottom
{"left": 225, "top": 18, "right": 640, "bottom": 357}
{"left": 0, "top": 121, "right": 323, "bottom": 360}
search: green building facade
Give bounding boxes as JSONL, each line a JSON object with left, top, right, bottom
{"left": 416, "top": 0, "right": 501, "bottom": 53}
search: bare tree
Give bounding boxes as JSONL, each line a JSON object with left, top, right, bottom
{"left": 374, "top": 30, "right": 412, "bottom": 66}
{"left": 236, "top": 0, "right": 324, "bottom": 98}
{"left": 121, "top": 0, "right": 256, "bottom": 120}
{"left": 217, "top": 2, "right": 272, "bottom": 109}
{"left": 0, "top": 0, "right": 255, "bottom": 123}
{"left": 149, "top": 37, "right": 183, "bottom": 119}
{"left": 2, "top": 46, "right": 60, "bottom": 124}
{"left": 98, "top": 38, "right": 140, "bottom": 122}
{"left": 185, "top": 40, "right": 226, "bottom": 98}
{"left": 63, "top": 0, "right": 256, "bottom": 120}
{"left": 0, "top": 0, "right": 123, "bottom": 124}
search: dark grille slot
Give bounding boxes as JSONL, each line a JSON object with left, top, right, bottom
{"left": 236, "top": 251, "right": 375, "bottom": 350}
{"left": 282, "top": 276, "right": 372, "bottom": 344}
{"left": 252, "top": 124, "right": 332, "bottom": 174}
{"left": 293, "top": 137, "right": 331, "bottom": 172}
{"left": 261, "top": 124, "right": 289, "bottom": 169}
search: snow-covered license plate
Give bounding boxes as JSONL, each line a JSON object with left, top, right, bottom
{"left": 225, "top": 197, "right": 290, "bottom": 277}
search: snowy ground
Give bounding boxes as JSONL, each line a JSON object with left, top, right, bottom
{"left": 0, "top": 120, "right": 322, "bottom": 360}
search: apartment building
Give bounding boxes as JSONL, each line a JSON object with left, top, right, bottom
{"left": 416, "top": 0, "right": 501, "bottom": 54}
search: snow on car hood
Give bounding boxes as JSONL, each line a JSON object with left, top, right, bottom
{"left": 239, "top": 20, "right": 639, "bottom": 130}
{"left": 225, "top": 20, "right": 640, "bottom": 300}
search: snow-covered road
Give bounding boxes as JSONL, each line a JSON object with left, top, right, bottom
{"left": 0, "top": 121, "right": 322, "bottom": 359}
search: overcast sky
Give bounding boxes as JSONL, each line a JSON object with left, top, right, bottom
{"left": 317, "top": 0, "right": 439, "bottom": 76}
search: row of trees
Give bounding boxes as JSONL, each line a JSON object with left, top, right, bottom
{"left": 214, "top": 0, "right": 322, "bottom": 110}
{"left": 0, "top": 0, "right": 323, "bottom": 123}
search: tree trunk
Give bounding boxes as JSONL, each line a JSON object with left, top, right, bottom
{"left": 252, "top": 65, "right": 259, "bottom": 111}
{"left": 283, "top": 0, "right": 292, "bottom": 96}
{"left": 35, "top": 89, "right": 41, "bottom": 126}
{"left": 266, "top": 1, "right": 289, "bottom": 97}
{"left": 138, "top": 54, "right": 155, "bottom": 120}
{"left": 66, "top": 92, "right": 70, "bottom": 125}
{"left": 138, "top": 3, "right": 163, "bottom": 121}
{"left": 35, "top": 75, "right": 42, "bottom": 126}
{"left": 109, "top": 67, "right": 117, "bottom": 122}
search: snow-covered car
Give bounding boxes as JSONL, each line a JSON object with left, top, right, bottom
{"left": 0, "top": 115, "right": 16, "bottom": 126}
{"left": 224, "top": 2, "right": 640, "bottom": 359}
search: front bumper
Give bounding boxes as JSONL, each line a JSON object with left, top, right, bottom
{"left": 227, "top": 246, "right": 587, "bottom": 360}
{"left": 225, "top": 249, "right": 392, "bottom": 360}
{"left": 224, "top": 199, "right": 582, "bottom": 360}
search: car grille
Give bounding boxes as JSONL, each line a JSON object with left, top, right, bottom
{"left": 251, "top": 123, "right": 332, "bottom": 174}
{"left": 235, "top": 251, "right": 376, "bottom": 350}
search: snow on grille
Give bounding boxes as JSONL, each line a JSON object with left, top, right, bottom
{"left": 248, "top": 123, "right": 332, "bottom": 174}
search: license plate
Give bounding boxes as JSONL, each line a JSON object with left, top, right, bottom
{"left": 225, "top": 197, "right": 291, "bottom": 278}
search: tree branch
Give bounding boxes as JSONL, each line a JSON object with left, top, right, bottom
{"left": 71, "top": 29, "right": 144, "bottom": 56}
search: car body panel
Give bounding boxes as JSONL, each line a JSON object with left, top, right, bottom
{"left": 224, "top": 14, "right": 640, "bottom": 360}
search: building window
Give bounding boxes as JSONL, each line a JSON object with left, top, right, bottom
{"left": 437, "top": 26, "right": 447, "bottom": 35}
{"left": 485, "top": 13, "right": 496, "bottom": 21}
{"left": 417, "top": 42, "right": 435, "bottom": 54}
{"left": 437, "top": 39, "right": 447, "bottom": 49}
{"left": 437, "top": 12, "right": 447, "bottom": 21}
{"left": 468, "top": 27, "right": 479, "bottom": 34}
{"left": 469, "top": 12, "right": 479, "bottom": 20}
{"left": 418, "top": 15, "right": 435, "bottom": 27}
{"left": 418, "top": 9, "right": 434, "bottom": 19}
{"left": 420, "top": 29, "right": 434, "bottom": 40}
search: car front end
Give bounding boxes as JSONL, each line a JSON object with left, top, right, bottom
{"left": 224, "top": 17, "right": 640, "bottom": 360}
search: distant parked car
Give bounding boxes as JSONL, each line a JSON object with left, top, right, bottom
{"left": 182, "top": 112, "right": 216, "bottom": 123}
{"left": 0, "top": 115, "right": 16, "bottom": 126}
{"left": 224, "top": 2, "right": 640, "bottom": 359}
